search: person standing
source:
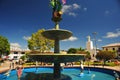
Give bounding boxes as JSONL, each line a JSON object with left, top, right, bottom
{"left": 80, "top": 60, "right": 84, "bottom": 73}
{"left": 80, "top": 63, "right": 84, "bottom": 73}
{"left": 16, "top": 65, "right": 23, "bottom": 80}
{"left": 12, "top": 60, "right": 14, "bottom": 69}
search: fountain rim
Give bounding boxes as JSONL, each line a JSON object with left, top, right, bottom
{"left": 28, "top": 53, "right": 86, "bottom": 63}
{"left": 29, "top": 54, "right": 86, "bottom": 56}
{"left": 46, "top": 28, "right": 72, "bottom": 32}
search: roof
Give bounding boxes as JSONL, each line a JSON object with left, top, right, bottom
{"left": 102, "top": 43, "right": 120, "bottom": 48}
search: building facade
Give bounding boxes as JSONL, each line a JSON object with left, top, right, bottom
{"left": 102, "top": 43, "right": 120, "bottom": 58}
{"left": 8, "top": 44, "right": 30, "bottom": 60}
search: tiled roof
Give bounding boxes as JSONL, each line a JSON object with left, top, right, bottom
{"left": 102, "top": 43, "right": 120, "bottom": 47}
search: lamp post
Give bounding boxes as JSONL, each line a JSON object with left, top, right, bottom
{"left": 92, "top": 32, "right": 97, "bottom": 57}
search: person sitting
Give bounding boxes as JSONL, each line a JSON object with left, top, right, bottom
{"left": 113, "top": 71, "right": 120, "bottom": 80}
{"left": 4, "top": 69, "right": 11, "bottom": 77}
{"left": 88, "top": 69, "right": 91, "bottom": 74}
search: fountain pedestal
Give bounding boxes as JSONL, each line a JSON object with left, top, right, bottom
{"left": 42, "top": 23, "right": 73, "bottom": 79}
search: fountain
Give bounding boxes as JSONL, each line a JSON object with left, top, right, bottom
{"left": 0, "top": 1, "right": 118, "bottom": 80}
{"left": 28, "top": 0, "right": 85, "bottom": 80}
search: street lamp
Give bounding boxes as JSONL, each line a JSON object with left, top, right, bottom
{"left": 92, "top": 32, "right": 97, "bottom": 57}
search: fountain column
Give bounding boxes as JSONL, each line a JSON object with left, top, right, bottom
{"left": 54, "top": 22, "right": 60, "bottom": 53}
{"left": 54, "top": 22, "right": 61, "bottom": 79}
{"left": 54, "top": 38, "right": 60, "bottom": 53}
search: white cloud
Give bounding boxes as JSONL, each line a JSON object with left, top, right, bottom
{"left": 83, "top": 7, "right": 87, "bottom": 11}
{"left": 105, "top": 10, "right": 110, "bottom": 14}
{"left": 10, "top": 43, "right": 21, "bottom": 50}
{"left": 68, "top": 12, "right": 77, "bottom": 16}
{"left": 62, "top": 3, "right": 80, "bottom": 17}
{"left": 10, "top": 43, "right": 21, "bottom": 48}
{"left": 73, "top": 3, "right": 81, "bottom": 9}
{"left": 105, "top": 10, "right": 112, "bottom": 15}
{"left": 62, "top": 36, "right": 78, "bottom": 41}
{"left": 23, "top": 36, "right": 31, "bottom": 40}
{"left": 103, "top": 30, "right": 120, "bottom": 38}
{"left": 98, "top": 39, "right": 102, "bottom": 42}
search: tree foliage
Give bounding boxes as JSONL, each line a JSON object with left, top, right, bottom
{"left": 77, "top": 47, "right": 85, "bottom": 51}
{"left": 0, "top": 35, "right": 10, "bottom": 57}
{"left": 85, "top": 51, "right": 91, "bottom": 59}
{"left": 96, "top": 50, "right": 117, "bottom": 61}
{"left": 67, "top": 48, "right": 77, "bottom": 54}
{"left": 67, "top": 47, "right": 87, "bottom": 54}
{"left": 28, "top": 29, "right": 54, "bottom": 52}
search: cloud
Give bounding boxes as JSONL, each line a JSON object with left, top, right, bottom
{"left": 83, "top": 7, "right": 87, "bottom": 11}
{"left": 73, "top": 3, "right": 81, "bottom": 9}
{"left": 68, "top": 12, "right": 77, "bottom": 16}
{"left": 105, "top": 10, "right": 110, "bottom": 14}
{"left": 98, "top": 39, "right": 102, "bottom": 42}
{"left": 104, "top": 10, "right": 112, "bottom": 15}
{"left": 10, "top": 43, "right": 21, "bottom": 47}
{"left": 23, "top": 36, "right": 31, "bottom": 40}
{"left": 62, "top": 3, "right": 80, "bottom": 17}
{"left": 103, "top": 30, "right": 120, "bottom": 38}
{"left": 62, "top": 36, "right": 78, "bottom": 41}
{"left": 10, "top": 43, "right": 21, "bottom": 50}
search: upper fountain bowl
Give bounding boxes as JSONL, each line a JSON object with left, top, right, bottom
{"left": 42, "top": 29, "right": 72, "bottom": 40}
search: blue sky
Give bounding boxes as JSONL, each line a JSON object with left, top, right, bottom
{"left": 0, "top": 0, "right": 120, "bottom": 50}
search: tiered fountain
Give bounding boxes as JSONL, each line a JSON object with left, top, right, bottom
{"left": 28, "top": 0, "right": 85, "bottom": 80}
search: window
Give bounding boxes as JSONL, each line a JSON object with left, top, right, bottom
{"left": 118, "top": 48, "right": 120, "bottom": 52}
{"left": 14, "top": 52, "right": 18, "bottom": 54}
{"left": 21, "top": 52, "right": 25, "bottom": 54}
{"left": 113, "top": 48, "right": 115, "bottom": 51}
{"left": 14, "top": 56, "right": 17, "bottom": 58}
{"left": 106, "top": 48, "right": 108, "bottom": 51}
{"left": 119, "top": 54, "right": 120, "bottom": 56}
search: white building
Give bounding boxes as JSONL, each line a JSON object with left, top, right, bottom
{"left": 102, "top": 43, "right": 120, "bottom": 58}
{"left": 8, "top": 43, "right": 30, "bottom": 60}
{"left": 86, "top": 36, "right": 96, "bottom": 60}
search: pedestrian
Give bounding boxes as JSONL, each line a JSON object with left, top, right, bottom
{"left": 35, "top": 61, "right": 38, "bottom": 72}
{"left": 12, "top": 60, "right": 14, "bottom": 69}
{"left": 80, "top": 63, "right": 84, "bottom": 73}
{"left": 9, "top": 62, "right": 12, "bottom": 69}
{"left": 80, "top": 61, "right": 84, "bottom": 73}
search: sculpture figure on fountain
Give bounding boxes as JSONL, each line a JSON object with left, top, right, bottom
{"left": 50, "top": 0, "right": 64, "bottom": 23}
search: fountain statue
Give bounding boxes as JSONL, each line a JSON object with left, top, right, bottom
{"left": 28, "top": 0, "right": 85, "bottom": 80}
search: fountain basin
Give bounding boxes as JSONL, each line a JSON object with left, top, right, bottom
{"left": 0, "top": 67, "right": 116, "bottom": 80}
{"left": 28, "top": 54, "right": 85, "bottom": 63}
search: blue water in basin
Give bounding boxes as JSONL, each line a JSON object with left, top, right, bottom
{"left": 0, "top": 67, "right": 115, "bottom": 80}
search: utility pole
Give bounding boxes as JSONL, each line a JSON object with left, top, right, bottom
{"left": 92, "top": 32, "right": 97, "bottom": 57}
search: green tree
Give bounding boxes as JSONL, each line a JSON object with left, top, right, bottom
{"left": 67, "top": 48, "right": 77, "bottom": 54}
{"left": 85, "top": 51, "right": 91, "bottom": 67}
{"left": 0, "top": 35, "right": 10, "bottom": 57}
{"left": 85, "top": 51, "right": 91, "bottom": 59}
{"left": 28, "top": 29, "right": 54, "bottom": 52}
{"left": 77, "top": 47, "right": 85, "bottom": 51}
{"left": 67, "top": 47, "right": 86, "bottom": 54}
{"left": 96, "top": 50, "right": 117, "bottom": 66}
